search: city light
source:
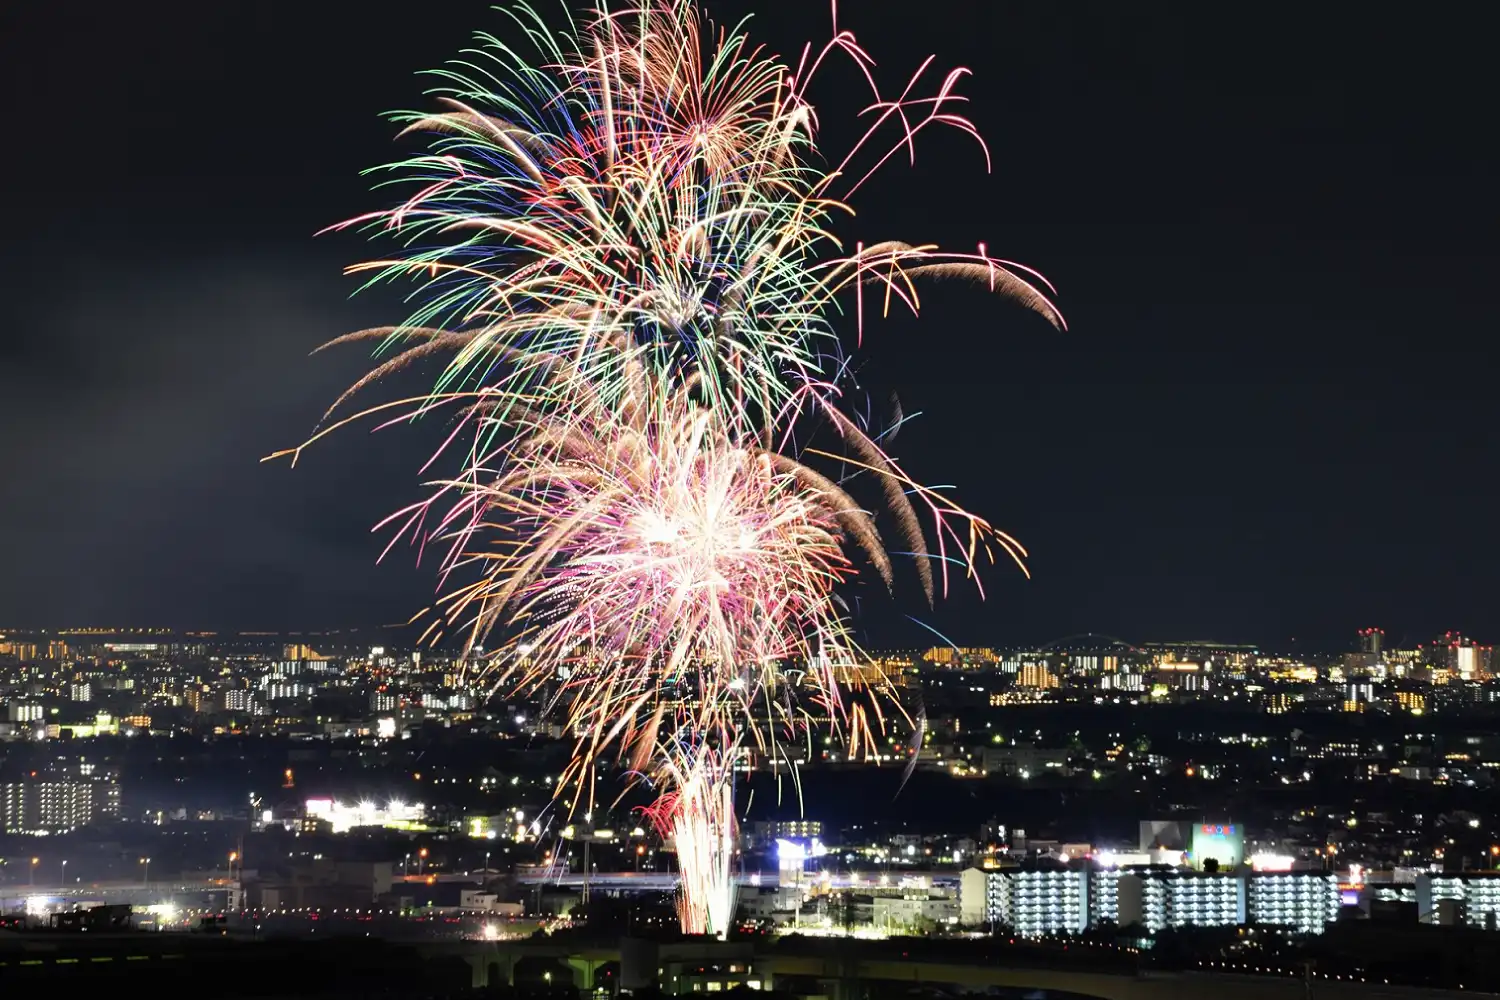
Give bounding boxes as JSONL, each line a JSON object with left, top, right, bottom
{"left": 305, "top": 798, "right": 427, "bottom": 834}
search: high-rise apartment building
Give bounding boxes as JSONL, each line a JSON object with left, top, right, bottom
{"left": 960, "top": 867, "right": 1089, "bottom": 935}
{"left": 1417, "top": 873, "right": 1500, "bottom": 929}
{"left": 1018, "top": 662, "right": 1060, "bottom": 690}
{"left": 1, "top": 777, "right": 102, "bottom": 834}
{"left": 964, "top": 866, "right": 1341, "bottom": 937}
{"left": 1118, "top": 870, "right": 1245, "bottom": 932}
{"left": 1247, "top": 872, "right": 1341, "bottom": 933}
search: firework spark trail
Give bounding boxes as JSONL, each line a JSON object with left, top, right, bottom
{"left": 318, "top": 0, "right": 1062, "bottom": 440}
{"left": 395, "top": 369, "right": 902, "bottom": 810}
{"left": 645, "top": 747, "right": 738, "bottom": 937}
{"left": 277, "top": 0, "right": 1057, "bottom": 935}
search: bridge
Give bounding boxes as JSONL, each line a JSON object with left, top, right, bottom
{"left": 3, "top": 869, "right": 958, "bottom": 903}
{"left": 427, "top": 938, "right": 1487, "bottom": 1000}
{"left": 0, "top": 881, "right": 232, "bottom": 905}
{"left": 0, "top": 931, "right": 1483, "bottom": 999}
{"left": 509, "top": 870, "right": 958, "bottom": 890}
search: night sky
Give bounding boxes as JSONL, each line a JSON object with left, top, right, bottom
{"left": 1, "top": 2, "right": 1494, "bottom": 649}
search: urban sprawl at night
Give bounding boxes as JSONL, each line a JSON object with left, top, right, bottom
{"left": 3, "top": 627, "right": 1499, "bottom": 994}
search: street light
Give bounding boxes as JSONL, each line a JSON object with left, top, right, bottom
{"left": 139, "top": 857, "right": 151, "bottom": 886}
{"left": 418, "top": 847, "right": 428, "bottom": 875}
{"left": 30, "top": 857, "right": 38, "bottom": 888}
{"left": 404, "top": 853, "right": 411, "bottom": 877}
{"left": 61, "top": 859, "right": 68, "bottom": 886}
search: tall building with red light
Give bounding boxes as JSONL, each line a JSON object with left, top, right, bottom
{"left": 1424, "top": 632, "right": 1494, "bottom": 682}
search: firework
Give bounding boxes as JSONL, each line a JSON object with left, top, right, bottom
{"left": 279, "top": 0, "right": 1054, "bottom": 936}
{"left": 645, "top": 747, "right": 738, "bottom": 937}
{"left": 360, "top": 356, "right": 995, "bottom": 810}
{"left": 320, "top": 0, "right": 1062, "bottom": 440}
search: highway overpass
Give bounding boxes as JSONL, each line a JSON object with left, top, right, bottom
{"left": 5, "top": 869, "right": 957, "bottom": 901}
{"left": 0, "top": 932, "right": 1485, "bottom": 999}
{"left": 430, "top": 938, "right": 1492, "bottom": 1000}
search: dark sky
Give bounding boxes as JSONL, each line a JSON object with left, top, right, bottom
{"left": 0, "top": 2, "right": 1494, "bottom": 649}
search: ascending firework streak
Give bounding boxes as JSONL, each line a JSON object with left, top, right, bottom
{"left": 277, "top": 0, "right": 1057, "bottom": 935}
{"left": 645, "top": 749, "right": 737, "bottom": 936}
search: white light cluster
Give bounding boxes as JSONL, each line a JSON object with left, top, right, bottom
{"left": 305, "top": 797, "right": 425, "bottom": 833}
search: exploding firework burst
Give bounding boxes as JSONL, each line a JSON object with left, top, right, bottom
{"left": 277, "top": 0, "right": 1055, "bottom": 936}
{"left": 321, "top": 0, "right": 1062, "bottom": 440}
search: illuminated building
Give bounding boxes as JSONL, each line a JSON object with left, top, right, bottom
{"left": 748, "top": 819, "right": 822, "bottom": 843}
{"left": 1018, "top": 662, "right": 1060, "bottom": 690}
{"left": 1394, "top": 690, "right": 1426, "bottom": 714}
{"left": 1247, "top": 872, "right": 1340, "bottom": 933}
{"left": 1343, "top": 680, "right": 1374, "bottom": 713}
{"left": 1359, "top": 627, "right": 1383, "bottom": 656}
{"left": 1458, "top": 645, "right": 1478, "bottom": 682}
{"left": 1425, "top": 633, "right": 1493, "bottom": 683}
{"left": 1101, "top": 671, "right": 1145, "bottom": 693}
{"left": 922, "top": 647, "right": 999, "bottom": 670}
{"left": 303, "top": 797, "right": 428, "bottom": 834}
{"left": 1090, "top": 867, "right": 1127, "bottom": 924}
{"left": 962, "top": 867, "right": 1089, "bottom": 935}
{"left": 829, "top": 660, "right": 908, "bottom": 690}
{"left": 1, "top": 777, "right": 101, "bottom": 834}
{"left": 223, "top": 688, "right": 254, "bottom": 713}
{"left": 1118, "top": 870, "right": 1245, "bottom": 932}
{"left": 967, "top": 866, "right": 1338, "bottom": 935}
{"left": 50, "top": 712, "right": 119, "bottom": 738}
{"left": 1417, "top": 873, "right": 1500, "bottom": 929}
{"left": 262, "top": 680, "right": 310, "bottom": 701}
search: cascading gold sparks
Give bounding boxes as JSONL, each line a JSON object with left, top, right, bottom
{"left": 272, "top": 0, "right": 1056, "bottom": 936}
